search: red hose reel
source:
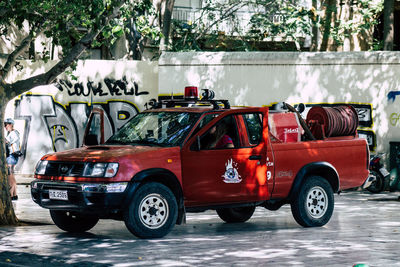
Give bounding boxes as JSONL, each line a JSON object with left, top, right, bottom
{"left": 306, "top": 105, "right": 359, "bottom": 139}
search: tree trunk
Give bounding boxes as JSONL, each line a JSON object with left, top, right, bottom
{"left": 320, "top": 0, "right": 337, "bottom": 51}
{"left": 310, "top": 0, "right": 319, "bottom": 51}
{"left": 0, "top": 1, "right": 126, "bottom": 226}
{"left": 383, "top": 0, "right": 395, "bottom": 50}
{"left": 125, "top": 18, "right": 143, "bottom": 60}
{"left": 0, "top": 90, "right": 18, "bottom": 226}
{"left": 342, "top": 1, "right": 351, "bottom": 51}
{"left": 159, "top": 0, "right": 175, "bottom": 51}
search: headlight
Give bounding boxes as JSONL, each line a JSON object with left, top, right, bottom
{"left": 35, "top": 160, "right": 48, "bottom": 175}
{"left": 83, "top": 162, "right": 119, "bottom": 177}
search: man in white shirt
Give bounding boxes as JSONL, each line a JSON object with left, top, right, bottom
{"left": 4, "top": 118, "right": 20, "bottom": 200}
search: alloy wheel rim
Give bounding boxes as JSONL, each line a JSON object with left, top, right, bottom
{"left": 306, "top": 186, "right": 328, "bottom": 219}
{"left": 139, "top": 193, "right": 169, "bottom": 229}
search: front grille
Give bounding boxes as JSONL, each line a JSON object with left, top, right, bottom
{"left": 71, "top": 164, "right": 85, "bottom": 175}
{"left": 45, "top": 162, "right": 85, "bottom": 176}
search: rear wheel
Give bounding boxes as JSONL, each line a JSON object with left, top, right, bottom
{"left": 124, "top": 182, "right": 178, "bottom": 239}
{"left": 291, "top": 176, "right": 334, "bottom": 227}
{"left": 216, "top": 206, "right": 256, "bottom": 223}
{"left": 50, "top": 210, "right": 99, "bottom": 233}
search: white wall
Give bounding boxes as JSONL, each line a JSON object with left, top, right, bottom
{"left": 158, "top": 51, "right": 400, "bottom": 165}
{"left": 5, "top": 60, "right": 158, "bottom": 174}
{"left": 6, "top": 51, "right": 400, "bottom": 175}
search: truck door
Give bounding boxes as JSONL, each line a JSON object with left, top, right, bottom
{"left": 181, "top": 111, "right": 269, "bottom": 206}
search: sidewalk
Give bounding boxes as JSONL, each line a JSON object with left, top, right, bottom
{"left": 15, "top": 174, "right": 35, "bottom": 185}
{"left": 13, "top": 175, "right": 53, "bottom": 225}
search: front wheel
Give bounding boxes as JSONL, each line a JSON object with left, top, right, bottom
{"left": 124, "top": 182, "right": 178, "bottom": 239}
{"left": 291, "top": 176, "right": 334, "bottom": 227}
{"left": 216, "top": 206, "right": 256, "bottom": 223}
{"left": 50, "top": 210, "right": 99, "bottom": 233}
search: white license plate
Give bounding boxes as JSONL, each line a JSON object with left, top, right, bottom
{"left": 379, "top": 167, "right": 390, "bottom": 177}
{"left": 49, "top": 189, "right": 68, "bottom": 201}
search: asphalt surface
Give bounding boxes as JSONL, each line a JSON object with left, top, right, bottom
{"left": 1, "top": 181, "right": 400, "bottom": 266}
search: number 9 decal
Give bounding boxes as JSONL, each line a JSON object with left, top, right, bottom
{"left": 267, "top": 171, "right": 272, "bottom": 180}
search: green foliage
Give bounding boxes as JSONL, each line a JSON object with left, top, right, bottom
{"left": 170, "top": 0, "right": 314, "bottom": 52}
{"left": 0, "top": 0, "right": 158, "bottom": 61}
{"left": 170, "top": 20, "right": 202, "bottom": 51}
{"left": 249, "top": 1, "right": 313, "bottom": 41}
{"left": 170, "top": 0, "right": 384, "bottom": 52}
{"left": 327, "top": 0, "right": 384, "bottom": 48}
{"left": 100, "top": 0, "right": 160, "bottom": 49}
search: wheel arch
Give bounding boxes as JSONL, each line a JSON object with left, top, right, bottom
{"left": 124, "top": 168, "right": 185, "bottom": 225}
{"left": 289, "top": 162, "right": 340, "bottom": 200}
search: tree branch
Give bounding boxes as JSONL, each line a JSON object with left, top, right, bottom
{"left": 195, "top": 2, "right": 248, "bottom": 41}
{"left": 0, "top": 33, "right": 33, "bottom": 87}
{"left": 159, "top": 0, "right": 175, "bottom": 51}
{"left": 0, "top": 21, "right": 46, "bottom": 88}
{"left": 6, "top": 1, "right": 125, "bottom": 98}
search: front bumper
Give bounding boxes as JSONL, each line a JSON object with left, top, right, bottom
{"left": 31, "top": 180, "right": 134, "bottom": 217}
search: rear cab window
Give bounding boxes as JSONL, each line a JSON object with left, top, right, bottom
{"left": 242, "top": 113, "right": 263, "bottom": 146}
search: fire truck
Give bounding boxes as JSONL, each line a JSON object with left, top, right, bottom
{"left": 31, "top": 87, "right": 370, "bottom": 238}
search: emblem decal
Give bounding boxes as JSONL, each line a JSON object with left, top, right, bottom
{"left": 60, "top": 165, "right": 69, "bottom": 174}
{"left": 222, "top": 159, "right": 242, "bottom": 183}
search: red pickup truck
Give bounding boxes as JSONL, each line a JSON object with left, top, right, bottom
{"left": 31, "top": 90, "right": 370, "bottom": 238}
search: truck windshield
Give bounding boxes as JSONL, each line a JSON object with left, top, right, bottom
{"left": 105, "top": 111, "right": 201, "bottom": 147}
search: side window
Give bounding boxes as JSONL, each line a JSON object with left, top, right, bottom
{"left": 190, "top": 113, "right": 219, "bottom": 138}
{"left": 199, "top": 115, "right": 238, "bottom": 150}
{"left": 243, "top": 113, "right": 262, "bottom": 146}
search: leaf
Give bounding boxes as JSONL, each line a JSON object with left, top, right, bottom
{"left": 112, "top": 25, "right": 123, "bottom": 34}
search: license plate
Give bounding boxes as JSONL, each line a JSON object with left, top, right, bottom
{"left": 379, "top": 167, "right": 390, "bottom": 177}
{"left": 49, "top": 189, "right": 68, "bottom": 201}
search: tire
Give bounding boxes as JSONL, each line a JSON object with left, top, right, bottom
{"left": 366, "top": 170, "right": 386, "bottom": 193}
{"left": 50, "top": 210, "right": 99, "bottom": 233}
{"left": 290, "top": 176, "right": 334, "bottom": 227}
{"left": 124, "top": 182, "right": 178, "bottom": 239}
{"left": 216, "top": 206, "right": 256, "bottom": 223}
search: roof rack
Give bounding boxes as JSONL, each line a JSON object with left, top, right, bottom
{"left": 145, "top": 89, "right": 231, "bottom": 110}
{"left": 148, "top": 98, "right": 230, "bottom": 110}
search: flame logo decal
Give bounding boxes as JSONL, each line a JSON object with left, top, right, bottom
{"left": 222, "top": 158, "right": 242, "bottom": 183}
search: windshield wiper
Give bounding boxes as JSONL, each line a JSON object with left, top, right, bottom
{"left": 104, "top": 140, "right": 128, "bottom": 145}
{"left": 130, "top": 140, "right": 168, "bottom": 147}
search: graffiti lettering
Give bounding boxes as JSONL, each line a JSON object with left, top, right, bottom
{"left": 358, "top": 130, "right": 376, "bottom": 151}
{"left": 354, "top": 108, "right": 371, "bottom": 122}
{"left": 14, "top": 94, "right": 139, "bottom": 173}
{"left": 57, "top": 76, "right": 149, "bottom": 97}
{"left": 88, "top": 81, "right": 107, "bottom": 96}
{"left": 390, "top": 113, "right": 400, "bottom": 127}
{"left": 388, "top": 91, "right": 400, "bottom": 103}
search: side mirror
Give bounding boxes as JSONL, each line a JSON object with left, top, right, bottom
{"left": 82, "top": 108, "right": 105, "bottom": 146}
{"left": 84, "top": 134, "right": 99, "bottom": 146}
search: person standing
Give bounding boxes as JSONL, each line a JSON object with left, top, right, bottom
{"left": 4, "top": 118, "right": 20, "bottom": 200}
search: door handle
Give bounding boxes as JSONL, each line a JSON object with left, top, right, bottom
{"left": 249, "top": 155, "right": 262, "bottom": 160}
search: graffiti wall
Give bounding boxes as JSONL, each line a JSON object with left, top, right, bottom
{"left": 5, "top": 60, "right": 158, "bottom": 174}
{"left": 6, "top": 52, "right": 400, "bottom": 174}
{"left": 158, "top": 51, "right": 400, "bottom": 163}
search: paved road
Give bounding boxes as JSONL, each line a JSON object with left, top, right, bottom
{"left": 1, "top": 185, "right": 400, "bottom": 266}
